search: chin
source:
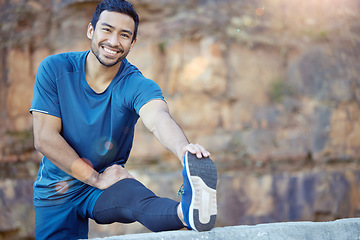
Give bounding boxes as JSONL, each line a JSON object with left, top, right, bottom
{"left": 99, "top": 56, "right": 123, "bottom": 67}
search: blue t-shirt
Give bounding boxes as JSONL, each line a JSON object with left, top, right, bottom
{"left": 30, "top": 50, "right": 164, "bottom": 207}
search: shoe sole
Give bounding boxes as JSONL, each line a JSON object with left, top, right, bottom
{"left": 184, "top": 152, "right": 217, "bottom": 232}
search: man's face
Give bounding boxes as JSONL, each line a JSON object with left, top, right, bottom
{"left": 87, "top": 11, "right": 136, "bottom": 67}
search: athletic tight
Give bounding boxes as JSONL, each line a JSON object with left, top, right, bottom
{"left": 93, "top": 178, "right": 185, "bottom": 232}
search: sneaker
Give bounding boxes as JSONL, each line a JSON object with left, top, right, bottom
{"left": 179, "top": 151, "right": 217, "bottom": 232}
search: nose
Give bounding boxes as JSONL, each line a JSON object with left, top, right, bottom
{"left": 108, "top": 33, "right": 120, "bottom": 47}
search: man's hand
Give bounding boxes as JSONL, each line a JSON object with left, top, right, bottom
{"left": 95, "top": 165, "right": 134, "bottom": 190}
{"left": 182, "top": 143, "right": 210, "bottom": 161}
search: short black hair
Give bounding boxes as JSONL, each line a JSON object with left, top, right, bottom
{"left": 91, "top": 0, "right": 139, "bottom": 42}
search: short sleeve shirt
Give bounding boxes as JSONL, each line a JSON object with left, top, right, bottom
{"left": 30, "top": 51, "right": 164, "bottom": 206}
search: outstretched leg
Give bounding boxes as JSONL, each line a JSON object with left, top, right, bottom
{"left": 92, "top": 178, "right": 185, "bottom": 232}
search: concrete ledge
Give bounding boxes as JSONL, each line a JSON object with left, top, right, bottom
{"left": 89, "top": 218, "right": 360, "bottom": 240}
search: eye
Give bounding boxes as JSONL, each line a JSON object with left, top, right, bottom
{"left": 102, "top": 28, "right": 111, "bottom": 32}
{"left": 120, "top": 33, "right": 130, "bottom": 38}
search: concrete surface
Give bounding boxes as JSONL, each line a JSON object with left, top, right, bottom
{"left": 88, "top": 218, "right": 360, "bottom": 240}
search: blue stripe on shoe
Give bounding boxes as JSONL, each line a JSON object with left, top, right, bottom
{"left": 181, "top": 156, "right": 193, "bottom": 230}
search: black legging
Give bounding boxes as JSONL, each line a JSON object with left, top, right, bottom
{"left": 92, "top": 178, "right": 185, "bottom": 232}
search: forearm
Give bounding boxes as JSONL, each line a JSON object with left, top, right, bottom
{"left": 140, "top": 100, "right": 210, "bottom": 161}
{"left": 150, "top": 112, "right": 189, "bottom": 161}
{"left": 32, "top": 111, "right": 133, "bottom": 190}
{"left": 34, "top": 131, "right": 99, "bottom": 187}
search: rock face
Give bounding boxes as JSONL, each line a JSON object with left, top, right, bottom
{"left": 0, "top": 0, "right": 360, "bottom": 239}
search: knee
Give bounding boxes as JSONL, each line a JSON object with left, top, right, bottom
{"left": 94, "top": 178, "right": 156, "bottom": 212}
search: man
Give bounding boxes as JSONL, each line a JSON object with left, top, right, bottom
{"left": 30, "top": 0, "right": 217, "bottom": 239}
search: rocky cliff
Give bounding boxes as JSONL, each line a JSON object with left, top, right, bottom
{"left": 0, "top": 0, "right": 359, "bottom": 239}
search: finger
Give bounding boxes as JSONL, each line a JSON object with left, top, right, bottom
{"left": 193, "top": 144, "right": 204, "bottom": 158}
{"left": 122, "top": 169, "right": 135, "bottom": 179}
{"left": 185, "top": 143, "right": 197, "bottom": 154}
{"left": 194, "top": 144, "right": 211, "bottom": 158}
{"left": 185, "top": 144, "right": 210, "bottom": 158}
{"left": 184, "top": 143, "right": 201, "bottom": 158}
{"left": 106, "top": 164, "right": 123, "bottom": 171}
{"left": 118, "top": 167, "right": 135, "bottom": 180}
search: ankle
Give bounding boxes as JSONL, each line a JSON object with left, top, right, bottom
{"left": 177, "top": 203, "right": 187, "bottom": 227}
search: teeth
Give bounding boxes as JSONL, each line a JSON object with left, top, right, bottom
{"left": 104, "top": 47, "right": 117, "bottom": 55}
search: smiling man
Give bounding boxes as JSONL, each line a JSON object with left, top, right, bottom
{"left": 88, "top": 11, "right": 135, "bottom": 67}
{"left": 30, "top": 0, "right": 217, "bottom": 239}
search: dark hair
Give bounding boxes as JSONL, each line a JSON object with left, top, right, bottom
{"left": 91, "top": 0, "right": 139, "bottom": 42}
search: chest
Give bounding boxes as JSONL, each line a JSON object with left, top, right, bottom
{"left": 56, "top": 73, "right": 137, "bottom": 129}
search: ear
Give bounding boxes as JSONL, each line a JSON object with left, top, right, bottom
{"left": 130, "top": 38, "right": 137, "bottom": 50}
{"left": 87, "top": 23, "right": 94, "bottom": 40}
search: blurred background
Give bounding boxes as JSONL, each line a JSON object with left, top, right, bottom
{"left": 0, "top": 0, "right": 360, "bottom": 239}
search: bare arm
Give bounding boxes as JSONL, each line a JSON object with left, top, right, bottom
{"left": 32, "top": 111, "right": 133, "bottom": 190}
{"left": 139, "top": 100, "right": 210, "bottom": 162}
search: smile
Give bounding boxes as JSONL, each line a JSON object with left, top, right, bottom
{"left": 103, "top": 47, "right": 117, "bottom": 55}
{"left": 100, "top": 45, "right": 122, "bottom": 57}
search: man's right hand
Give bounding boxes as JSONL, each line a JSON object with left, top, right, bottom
{"left": 94, "top": 164, "right": 135, "bottom": 190}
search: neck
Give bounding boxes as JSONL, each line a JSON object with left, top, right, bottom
{"left": 85, "top": 51, "right": 121, "bottom": 93}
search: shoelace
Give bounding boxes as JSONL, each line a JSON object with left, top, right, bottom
{"left": 177, "top": 184, "right": 184, "bottom": 198}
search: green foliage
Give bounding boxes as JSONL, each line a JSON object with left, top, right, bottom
{"left": 269, "top": 80, "right": 295, "bottom": 103}
{"left": 303, "top": 28, "right": 329, "bottom": 41}
{"left": 158, "top": 41, "right": 167, "bottom": 55}
{"left": 7, "top": 130, "right": 32, "bottom": 140}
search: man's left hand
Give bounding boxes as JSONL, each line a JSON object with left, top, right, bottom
{"left": 182, "top": 143, "right": 210, "bottom": 159}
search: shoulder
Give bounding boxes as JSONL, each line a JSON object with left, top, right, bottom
{"left": 38, "top": 51, "right": 88, "bottom": 76}
{"left": 121, "top": 59, "right": 160, "bottom": 87}
{"left": 123, "top": 73, "right": 161, "bottom": 93}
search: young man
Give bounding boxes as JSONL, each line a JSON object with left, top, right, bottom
{"left": 30, "top": 0, "right": 217, "bottom": 239}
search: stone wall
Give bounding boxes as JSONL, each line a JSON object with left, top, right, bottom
{"left": 0, "top": 0, "right": 360, "bottom": 239}
{"left": 86, "top": 218, "right": 360, "bottom": 240}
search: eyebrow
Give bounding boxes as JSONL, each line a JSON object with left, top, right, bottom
{"left": 100, "top": 22, "right": 133, "bottom": 36}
